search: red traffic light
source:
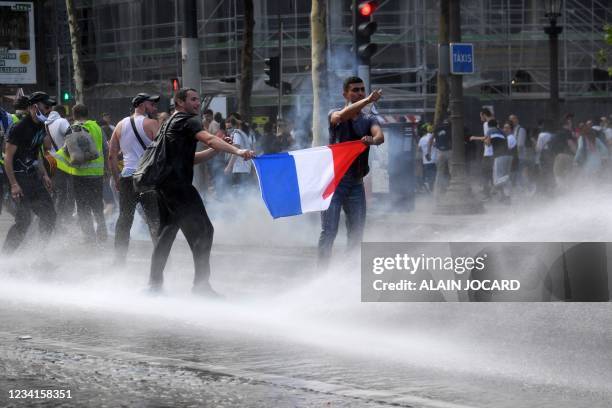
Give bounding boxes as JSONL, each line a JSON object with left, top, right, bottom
{"left": 358, "top": 1, "right": 376, "bottom": 17}
{"left": 171, "top": 78, "right": 180, "bottom": 92}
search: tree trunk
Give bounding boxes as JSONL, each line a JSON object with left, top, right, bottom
{"left": 239, "top": 0, "right": 254, "bottom": 121}
{"left": 311, "top": 0, "right": 328, "bottom": 146}
{"left": 65, "top": 0, "right": 84, "bottom": 104}
{"left": 434, "top": 0, "right": 483, "bottom": 215}
{"left": 433, "top": 0, "right": 449, "bottom": 129}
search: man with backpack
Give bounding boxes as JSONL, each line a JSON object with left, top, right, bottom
{"left": 2, "top": 92, "right": 56, "bottom": 253}
{"left": 44, "top": 105, "right": 72, "bottom": 223}
{"left": 55, "top": 104, "right": 107, "bottom": 242}
{"left": 140, "top": 88, "right": 254, "bottom": 296}
{"left": 109, "top": 93, "right": 161, "bottom": 265}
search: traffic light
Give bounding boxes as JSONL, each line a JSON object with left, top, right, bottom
{"left": 62, "top": 91, "right": 71, "bottom": 102}
{"left": 282, "top": 81, "right": 292, "bottom": 95}
{"left": 352, "top": 0, "right": 378, "bottom": 64}
{"left": 264, "top": 56, "right": 280, "bottom": 88}
{"left": 171, "top": 78, "right": 180, "bottom": 93}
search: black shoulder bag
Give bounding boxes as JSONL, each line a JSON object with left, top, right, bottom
{"left": 130, "top": 117, "right": 148, "bottom": 150}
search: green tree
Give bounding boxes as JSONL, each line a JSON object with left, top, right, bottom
{"left": 65, "top": 0, "right": 84, "bottom": 104}
{"left": 596, "top": 24, "right": 612, "bottom": 76}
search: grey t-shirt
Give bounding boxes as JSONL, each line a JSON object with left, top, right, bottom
{"left": 328, "top": 109, "right": 379, "bottom": 178}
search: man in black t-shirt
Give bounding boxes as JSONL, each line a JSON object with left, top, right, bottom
{"left": 148, "top": 88, "right": 254, "bottom": 296}
{"left": 2, "top": 92, "right": 57, "bottom": 254}
{"left": 318, "top": 76, "right": 384, "bottom": 269}
{"left": 431, "top": 118, "right": 452, "bottom": 197}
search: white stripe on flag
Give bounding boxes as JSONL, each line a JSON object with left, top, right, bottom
{"left": 289, "top": 146, "right": 335, "bottom": 213}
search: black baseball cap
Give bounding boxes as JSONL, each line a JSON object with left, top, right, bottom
{"left": 28, "top": 91, "right": 56, "bottom": 106}
{"left": 132, "top": 93, "right": 160, "bottom": 107}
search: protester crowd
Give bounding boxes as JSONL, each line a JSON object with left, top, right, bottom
{"left": 416, "top": 109, "right": 612, "bottom": 204}
{"left": 3, "top": 84, "right": 609, "bottom": 297}
{"left": 0, "top": 93, "right": 312, "bottom": 229}
{"left": 0, "top": 89, "right": 315, "bottom": 296}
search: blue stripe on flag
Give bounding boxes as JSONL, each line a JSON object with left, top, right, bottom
{"left": 253, "top": 153, "right": 302, "bottom": 218}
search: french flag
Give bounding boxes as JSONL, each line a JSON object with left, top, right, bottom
{"left": 253, "top": 141, "right": 367, "bottom": 218}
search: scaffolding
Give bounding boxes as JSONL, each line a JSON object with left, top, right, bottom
{"left": 43, "top": 0, "right": 611, "bottom": 115}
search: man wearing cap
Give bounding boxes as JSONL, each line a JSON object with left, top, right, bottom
{"left": 43, "top": 105, "right": 72, "bottom": 224}
{"left": 55, "top": 104, "right": 107, "bottom": 242}
{"left": 2, "top": 92, "right": 57, "bottom": 254}
{"left": 109, "top": 93, "right": 161, "bottom": 265}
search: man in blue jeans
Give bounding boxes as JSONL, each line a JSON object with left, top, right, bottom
{"left": 318, "top": 76, "right": 385, "bottom": 269}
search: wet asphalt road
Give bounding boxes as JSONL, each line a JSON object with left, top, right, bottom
{"left": 1, "top": 194, "right": 612, "bottom": 407}
{"left": 2, "top": 299, "right": 611, "bottom": 408}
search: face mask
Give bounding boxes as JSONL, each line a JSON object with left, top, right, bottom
{"left": 35, "top": 107, "right": 48, "bottom": 122}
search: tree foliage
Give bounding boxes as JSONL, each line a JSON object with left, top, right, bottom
{"left": 597, "top": 24, "right": 612, "bottom": 76}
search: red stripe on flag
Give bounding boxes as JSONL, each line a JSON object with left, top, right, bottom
{"left": 322, "top": 141, "right": 367, "bottom": 199}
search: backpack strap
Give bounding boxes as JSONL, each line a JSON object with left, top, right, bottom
{"left": 44, "top": 123, "right": 59, "bottom": 151}
{"left": 130, "top": 116, "right": 148, "bottom": 150}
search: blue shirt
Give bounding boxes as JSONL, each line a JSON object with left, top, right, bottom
{"left": 328, "top": 108, "right": 379, "bottom": 178}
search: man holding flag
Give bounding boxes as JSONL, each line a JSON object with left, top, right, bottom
{"left": 318, "top": 76, "right": 384, "bottom": 269}
{"left": 251, "top": 76, "right": 382, "bottom": 267}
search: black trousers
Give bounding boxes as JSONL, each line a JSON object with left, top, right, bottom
{"left": 149, "top": 184, "right": 214, "bottom": 288}
{"left": 114, "top": 176, "right": 160, "bottom": 261}
{"left": 481, "top": 156, "right": 494, "bottom": 197}
{"left": 2, "top": 173, "right": 56, "bottom": 254}
{"left": 72, "top": 175, "right": 106, "bottom": 240}
{"left": 53, "top": 170, "right": 74, "bottom": 223}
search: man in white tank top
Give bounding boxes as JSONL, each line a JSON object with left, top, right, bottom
{"left": 109, "top": 93, "right": 161, "bottom": 266}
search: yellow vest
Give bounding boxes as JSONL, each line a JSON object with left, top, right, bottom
{"left": 55, "top": 120, "right": 105, "bottom": 176}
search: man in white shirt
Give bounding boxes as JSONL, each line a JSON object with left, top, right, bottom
{"left": 224, "top": 115, "right": 253, "bottom": 191}
{"left": 509, "top": 114, "right": 531, "bottom": 189}
{"left": 109, "top": 93, "right": 161, "bottom": 265}
{"left": 418, "top": 127, "right": 436, "bottom": 192}
{"left": 44, "top": 105, "right": 73, "bottom": 223}
{"left": 470, "top": 108, "right": 494, "bottom": 199}
{"left": 203, "top": 109, "right": 220, "bottom": 134}
{"left": 597, "top": 116, "right": 612, "bottom": 147}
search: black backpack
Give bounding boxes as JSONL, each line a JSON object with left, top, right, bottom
{"left": 132, "top": 113, "right": 178, "bottom": 192}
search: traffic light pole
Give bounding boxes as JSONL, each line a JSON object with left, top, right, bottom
{"left": 352, "top": 0, "right": 358, "bottom": 75}
{"left": 181, "top": 0, "right": 201, "bottom": 94}
{"left": 278, "top": 19, "right": 284, "bottom": 121}
{"left": 352, "top": 0, "right": 376, "bottom": 93}
{"left": 56, "top": 46, "right": 61, "bottom": 103}
{"left": 358, "top": 64, "right": 370, "bottom": 93}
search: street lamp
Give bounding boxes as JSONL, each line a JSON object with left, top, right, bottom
{"left": 544, "top": 0, "right": 563, "bottom": 127}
